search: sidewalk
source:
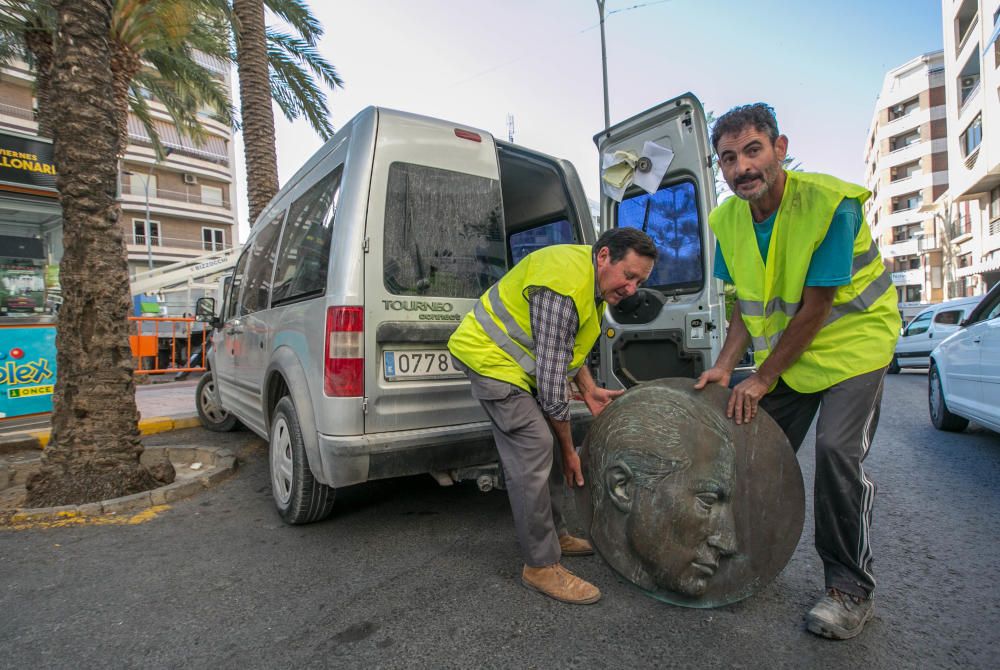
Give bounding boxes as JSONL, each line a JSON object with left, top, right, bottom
{"left": 0, "top": 376, "right": 202, "bottom": 451}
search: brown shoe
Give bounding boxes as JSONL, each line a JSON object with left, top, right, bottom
{"left": 521, "top": 563, "right": 601, "bottom": 605}
{"left": 558, "top": 533, "right": 594, "bottom": 557}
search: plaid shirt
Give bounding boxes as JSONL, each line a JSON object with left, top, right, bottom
{"left": 527, "top": 287, "right": 581, "bottom": 421}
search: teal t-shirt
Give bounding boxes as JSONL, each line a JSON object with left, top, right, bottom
{"left": 713, "top": 197, "right": 862, "bottom": 287}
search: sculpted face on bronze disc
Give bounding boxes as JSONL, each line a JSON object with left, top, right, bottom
{"left": 575, "top": 378, "right": 805, "bottom": 608}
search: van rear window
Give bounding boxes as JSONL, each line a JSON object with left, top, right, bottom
{"left": 383, "top": 162, "right": 505, "bottom": 298}
{"left": 616, "top": 180, "right": 704, "bottom": 293}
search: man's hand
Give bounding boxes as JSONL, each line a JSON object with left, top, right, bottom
{"left": 563, "top": 448, "right": 585, "bottom": 487}
{"left": 727, "top": 373, "right": 770, "bottom": 425}
{"left": 582, "top": 386, "right": 623, "bottom": 417}
{"left": 694, "top": 366, "right": 732, "bottom": 390}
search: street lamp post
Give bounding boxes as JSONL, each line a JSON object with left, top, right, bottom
{"left": 597, "top": 0, "right": 610, "bottom": 133}
{"left": 141, "top": 162, "right": 155, "bottom": 271}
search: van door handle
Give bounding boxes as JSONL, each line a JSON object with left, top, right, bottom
{"left": 973, "top": 336, "right": 982, "bottom": 344}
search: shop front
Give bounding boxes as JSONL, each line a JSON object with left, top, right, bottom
{"left": 0, "top": 131, "right": 61, "bottom": 420}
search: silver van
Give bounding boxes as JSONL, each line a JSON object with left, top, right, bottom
{"left": 890, "top": 295, "right": 984, "bottom": 373}
{"left": 196, "top": 94, "right": 724, "bottom": 524}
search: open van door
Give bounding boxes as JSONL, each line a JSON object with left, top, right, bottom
{"left": 593, "top": 93, "right": 724, "bottom": 390}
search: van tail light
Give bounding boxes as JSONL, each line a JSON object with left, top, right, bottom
{"left": 325, "top": 306, "right": 363, "bottom": 397}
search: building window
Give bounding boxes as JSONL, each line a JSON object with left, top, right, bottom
{"left": 889, "top": 97, "right": 919, "bottom": 121}
{"left": 202, "top": 227, "right": 225, "bottom": 251}
{"left": 961, "top": 114, "right": 982, "bottom": 156}
{"left": 201, "top": 185, "right": 223, "bottom": 207}
{"left": 128, "top": 173, "right": 156, "bottom": 198}
{"left": 904, "top": 285, "right": 922, "bottom": 302}
{"left": 889, "top": 129, "right": 920, "bottom": 151}
{"left": 892, "top": 192, "right": 922, "bottom": 213}
{"left": 133, "top": 219, "right": 161, "bottom": 246}
{"left": 891, "top": 160, "right": 921, "bottom": 182}
{"left": 958, "top": 253, "right": 973, "bottom": 268}
{"left": 990, "top": 186, "right": 1000, "bottom": 221}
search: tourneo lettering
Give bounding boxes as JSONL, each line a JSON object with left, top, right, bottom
{"left": 381, "top": 300, "right": 454, "bottom": 313}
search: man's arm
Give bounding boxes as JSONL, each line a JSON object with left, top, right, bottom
{"left": 573, "top": 363, "right": 623, "bottom": 417}
{"left": 528, "top": 288, "right": 585, "bottom": 487}
{"left": 726, "top": 286, "right": 836, "bottom": 424}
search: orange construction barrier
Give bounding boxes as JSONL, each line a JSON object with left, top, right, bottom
{"left": 128, "top": 316, "right": 210, "bottom": 375}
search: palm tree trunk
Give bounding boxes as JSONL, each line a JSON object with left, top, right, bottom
{"left": 26, "top": 0, "right": 157, "bottom": 507}
{"left": 233, "top": 0, "right": 279, "bottom": 226}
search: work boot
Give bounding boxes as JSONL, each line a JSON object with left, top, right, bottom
{"left": 558, "top": 533, "right": 594, "bottom": 557}
{"left": 521, "top": 563, "right": 601, "bottom": 605}
{"left": 806, "top": 588, "right": 874, "bottom": 640}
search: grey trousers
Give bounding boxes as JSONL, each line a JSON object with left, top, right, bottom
{"left": 759, "top": 366, "right": 887, "bottom": 598}
{"left": 462, "top": 367, "right": 568, "bottom": 567}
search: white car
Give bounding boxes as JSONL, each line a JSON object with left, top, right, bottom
{"left": 928, "top": 281, "right": 1000, "bottom": 433}
{"left": 890, "top": 295, "right": 983, "bottom": 373}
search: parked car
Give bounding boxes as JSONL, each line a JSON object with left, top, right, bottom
{"left": 195, "top": 97, "right": 725, "bottom": 524}
{"left": 928, "top": 281, "right": 1000, "bottom": 433}
{"left": 890, "top": 295, "right": 984, "bottom": 373}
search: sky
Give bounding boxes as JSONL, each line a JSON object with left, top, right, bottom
{"left": 232, "top": 0, "right": 944, "bottom": 239}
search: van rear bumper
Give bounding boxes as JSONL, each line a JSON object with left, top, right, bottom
{"left": 316, "top": 409, "right": 594, "bottom": 488}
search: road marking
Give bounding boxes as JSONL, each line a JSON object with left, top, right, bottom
{"left": 1, "top": 504, "right": 171, "bottom": 530}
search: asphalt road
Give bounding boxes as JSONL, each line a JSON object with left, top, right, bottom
{"left": 2, "top": 371, "right": 999, "bottom": 669}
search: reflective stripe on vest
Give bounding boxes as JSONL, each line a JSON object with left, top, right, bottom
{"left": 472, "top": 295, "right": 537, "bottom": 376}
{"left": 742, "top": 241, "right": 890, "bottom": 352}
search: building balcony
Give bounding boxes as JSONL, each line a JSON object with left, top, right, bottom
{"left": 127, "top": 236, "right": 232, "bottom": 260}
{"left": 883, "top": 239, "right": 920, "bottom": 258}
{"left": 119, "top": 193, "right": 234, "bottom": 226}
{"left": 891, "top": 269, "right": 923, "bottom": 286}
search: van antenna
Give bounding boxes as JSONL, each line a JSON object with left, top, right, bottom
{"left": 506, "top": 113, "right": 516, "bottom": 143}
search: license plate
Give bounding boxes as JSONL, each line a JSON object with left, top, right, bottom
{"left": 383, "top": 349, "right": 462, "bottom": 381}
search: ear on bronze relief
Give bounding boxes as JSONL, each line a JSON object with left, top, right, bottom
{"left": 606, "top": 460, "right": 634, "bottom": 514}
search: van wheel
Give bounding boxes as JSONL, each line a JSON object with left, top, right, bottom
{"left": 196, "top": 372, "right": 239, "bottom": 432}
{"left": 928, "top": 363, "right": 968, "bottom": 432}
{"left": 269, "top": 396, "right": 336, "bottom": 524}
{"left": 887, "top": 357, "right": 900, "bottom": 374}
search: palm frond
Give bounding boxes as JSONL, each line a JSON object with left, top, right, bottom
{"left": 265, "top": 26, "right": 341, "bottom": 90}
{"left": 263, "top": 0, "right": 322, "bottom": 44}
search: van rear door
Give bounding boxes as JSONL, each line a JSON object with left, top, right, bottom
{"left": 364, "top": 111, "right": 507, "bottom": 435}
{"left": 593, "top": 93, "right": 723, "bottom": 389}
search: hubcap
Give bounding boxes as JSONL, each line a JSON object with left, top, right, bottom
{"left": 199, "top": 378, "right": 229, "bottom": 424}
{"left": 270, "top": 416, "right": 294, "bottom": 506}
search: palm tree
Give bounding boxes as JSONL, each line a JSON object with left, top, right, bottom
{"left": 0, "top": 0, "right": 235, "bottom": 155}
{"left": 25, "top": 0, "right": 160, "bottom": 506}
{"left": 222, "top": 0, "right": 343, "bottom": 224}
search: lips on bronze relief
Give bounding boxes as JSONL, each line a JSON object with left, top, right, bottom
{"left": 575, "top": 378, "right": 804, "bottom": 608}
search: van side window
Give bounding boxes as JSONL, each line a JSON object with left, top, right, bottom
{"left": 509, "top": 219, "right": 577, "bottom": 265}
{"left": 905, "top": 310, "right": 932, "bottom": 336}
{"left": 271, "top": 167, "right": 343, "bottom": 306}
{"left": 383, "top": 162, "right": 505, "bottom": 298}
{"left": 224, "top": 248, "right": 251, "bottom": 321}
{"left": 239, "top": 209, "right": 285, "bottom": 315}
{"left": 616, "top": 180, "right": 703, "bottom": 293}
{"left": 933, "top": 309, "right": 963, "bottom": 326}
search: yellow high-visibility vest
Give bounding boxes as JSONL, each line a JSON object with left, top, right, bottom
{"left": 448, "top": 244, "right": 605, "bottom": 392}
{"left": 710, "top": 171, "right": 900, "bottom": 393}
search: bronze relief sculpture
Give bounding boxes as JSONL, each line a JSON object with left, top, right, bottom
{"left": 576, "top": 378, "right": 804, "bottom": 608}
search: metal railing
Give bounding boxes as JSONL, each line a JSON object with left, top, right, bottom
{"left": 0, "top": 101, "right": 34, "bottom": 121}
{"left": 129, "top": 316, "right": 209, "bottom": 375}
{"left": 122, "top": 185, "right": 231, "bottom": 209}
{"left": 129, "top": 235, "right": 232, "bottom": 253}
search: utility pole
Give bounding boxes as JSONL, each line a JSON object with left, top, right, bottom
{"left": 597, "top": 0, "right": 610, "bottom": 132}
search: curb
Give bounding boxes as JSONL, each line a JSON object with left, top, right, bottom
{"left": 0, "top": 445, "right": 237, "bottom": 527}
{"left": 0, "top": 415, "right": 203, "bottom": 451}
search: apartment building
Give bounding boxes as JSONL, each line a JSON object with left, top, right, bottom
{"left": 937, "top": 0, "right": 1000, "bottom": 296}
{"left": 0, "top": 52, "right": 238, "bottom": 321}
{"left": 863, "top": 51, "right": 949, "bottom": 319}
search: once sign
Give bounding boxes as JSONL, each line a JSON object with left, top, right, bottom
{"left": 576, "top": 378, "right": 804, "bottom": 608}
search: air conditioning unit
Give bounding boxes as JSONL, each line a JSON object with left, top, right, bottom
{"left": 183, "top": 173, "right": 198, "bottom": 185}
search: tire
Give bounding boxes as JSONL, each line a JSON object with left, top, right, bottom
{"left": 196, "top": 372, "right": 239, "bottom": 432}
{"left": 269, "top": 396, "right": 336, "bottom": 524}
{"left": 887, "top": 356, "right": 900, "bottom": 374}
{"left": 928, "top": 363, "right": 968, "bottom": 432}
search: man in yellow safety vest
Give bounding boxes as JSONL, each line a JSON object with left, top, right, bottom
{"left": 449, "top": 227, "right": 656, "bottom": 605}
{"left": 695, "top": 103, "right": 900, "bottom": 640}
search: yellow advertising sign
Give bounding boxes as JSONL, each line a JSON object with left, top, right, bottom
{"left": 8, "top": 384, "right": 54, "bottom": 398}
